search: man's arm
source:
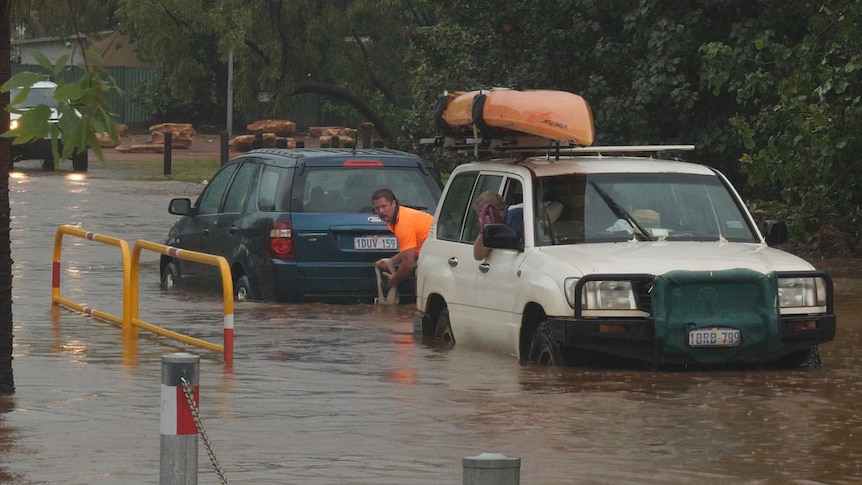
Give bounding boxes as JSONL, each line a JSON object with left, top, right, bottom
{"left": 473, "top": 233, "right": 491, "bottom": 260}
{"left": 385, "top": 248, "right": 417, "bottom": 286}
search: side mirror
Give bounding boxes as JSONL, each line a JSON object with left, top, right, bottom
{"left": 169, "top": 198, "right": 192, "bottom": 216}
{"left": 483, "top": 223, "right": 523, "bottom": 251}
{"left": 762, "top": 219, "right": 788, "bottom": 245}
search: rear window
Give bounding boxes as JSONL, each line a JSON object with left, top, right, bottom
{"left": 301, "top": 166, "right": 438, "bottom": 213}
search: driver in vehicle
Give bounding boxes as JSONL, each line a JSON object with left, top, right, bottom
{"left": 472, "top": 191, "right": 525, "bottom": 260}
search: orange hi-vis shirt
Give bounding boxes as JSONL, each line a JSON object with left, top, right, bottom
{"left": 388, "top": 205, "right": 433, "bottom": 256}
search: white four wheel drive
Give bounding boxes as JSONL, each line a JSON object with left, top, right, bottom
{"left": 413, "top": 144, "right": 835, "bottom": 368}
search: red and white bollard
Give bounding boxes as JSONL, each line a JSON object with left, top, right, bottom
{"left": 160, "top": 353, "right": 200, "bottom": 484}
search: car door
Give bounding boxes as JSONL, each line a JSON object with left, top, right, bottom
{"left": 202, "top": 160, "right": 260, "bottom": 279}
{"left": 435, "top": 172, "right": 509, "bottom": 344}
{"left": 473, "top": 176, "right": 529, "bottom": 356}
{"left": 179, "top": 162, "right": 239, "bottom": 280}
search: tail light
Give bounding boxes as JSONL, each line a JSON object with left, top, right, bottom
{"left": 268, "top": 220, "right": 294, "bottom": 259}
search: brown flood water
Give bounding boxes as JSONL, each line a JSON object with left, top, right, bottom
{"left": 1, "top": 169, "right": 862, "bottom": 484}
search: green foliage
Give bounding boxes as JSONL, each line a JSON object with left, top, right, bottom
{"left": 1, "top": 50, "right": 121, "bottom": 163}
{"left": 700, "top": 0, "right": 862, "bottom": 238}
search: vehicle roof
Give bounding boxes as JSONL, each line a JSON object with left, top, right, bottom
{"left": 12, "top": 80, "right": 57, "bottom": 91}
{"left": 247, "top": 147, "right": 419, "bottom": 159}
{"left": 236, "top": 147, "right": 429, "bottom": 168}
{"left": 456, "top": 155, "right": 717, "bottom": 177}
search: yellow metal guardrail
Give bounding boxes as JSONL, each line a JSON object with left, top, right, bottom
{"left": 52, "top": 225, "right": 132, "bottom": 326}
{"left": 51, "top": 225, "right": 234, "bottom": 364}
{"left": 130, "top": 239, "right": 234, "bottom": 364}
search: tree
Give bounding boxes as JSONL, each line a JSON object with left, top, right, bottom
{"left": 117, "top": 0, "right": 436, "bottom": 145}
{"left": 701, "top": 0, "right": 862, "bottom": 244}
{"left": 0, "top": 0, "right": 14, "bottom": 394}
{"left": 0, "top": 0, "right": 121, "bottom": 394}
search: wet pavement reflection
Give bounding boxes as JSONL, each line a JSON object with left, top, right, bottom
{"left": 2, "top": 169, "right": 862, "bottom": 484}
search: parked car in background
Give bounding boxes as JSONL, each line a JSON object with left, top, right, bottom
{"left": 162, "top": 147, "right": 442, "bottom": 302}
{"left": 414, "top": 145, "right": 836, "bottom": 369}
{"left": 9, "top": 80, "right": 88, "bottom": 171}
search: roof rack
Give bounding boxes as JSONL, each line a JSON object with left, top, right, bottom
{"left": 419, "top": 135, "right": 694, "bottom": 158}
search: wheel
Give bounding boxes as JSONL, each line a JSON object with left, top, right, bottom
{"left": 234, "top": 275, "right": 251, "bottom": 302}
{"left": 780, "top": 346, "right": 821, "bottom": 369}
{"left": 161, "top": 262, "right": 179, "bottom": 289}
{"left": 72, "top": 149, "right": 88, "bottom": 172}
{"left": 434, "top": 308, "right": 455, "bottom": 344}
{"left": 529, "top": 320, "right": 566, "bottom": 366}
{"left": 41, "top": 158, "right": 55, "bottom": 171}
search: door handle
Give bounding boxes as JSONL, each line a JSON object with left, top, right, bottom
{"left": 447, "top": 257, "right": 458, "bottom": 267}
{"left": 228, "top": 226, "right": 238, "bottom": 235}
{"left": 479, "top": 263, "right": 490, "bottom": 273}
{"left": 202, "top": 228, "right": 210, "bottom": 237}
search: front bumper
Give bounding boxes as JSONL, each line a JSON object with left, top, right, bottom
{"left": 551, "top": 269, "right": 836, "bottom": 366}
{"left": 547, "top": 313, "right": 836, "bottom": 365}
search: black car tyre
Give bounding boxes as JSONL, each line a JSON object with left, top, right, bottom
{"left": 435, "top": 308, "right": 455, "bottom": 344}
{"left": 529, "top": 320, "right": 566, "bottom": 366}
{"left": 72, "top": 149, "right": 88, "bottom": 172}
{"left": 780, "top": 345, "right": 821, "bottom": 369}
{"left": 234, "top": 275, "right": 251, "bottom": 302}
{"left": 41, "top": 158, "right": 55, "bottom": 171}
{"left": 161, "top": 262, "right": 179, "bottom": 289}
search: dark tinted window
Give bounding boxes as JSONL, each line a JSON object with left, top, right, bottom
{"left": 301, "top": 166, "right": 438, "bottom": 213}
{"left": 223, "top": 162, "right": 258, "bottom": 213}
{"left": 197, "top": 164, "right": 238, "bottom": 214}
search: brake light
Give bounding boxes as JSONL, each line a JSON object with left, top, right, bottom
{"left": 343, "top": 160, "right": 383, "bottom": 167}
{"left": 268, "top": 220, "right": 294, "bottom": 259}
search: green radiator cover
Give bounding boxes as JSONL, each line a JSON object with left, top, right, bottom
{"left": 652, "top": 269, "right": 780, "bottom": 364}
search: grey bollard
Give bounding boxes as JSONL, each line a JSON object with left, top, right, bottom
{"left": 463, "top": 453, "right": 520, "bottom": 485}
{"left": 160, "top": 353, "right": 200, "bottom": 485}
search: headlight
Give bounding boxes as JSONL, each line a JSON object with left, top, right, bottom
{"left": 778, "top": 276, "right": 827, "bottom": 309}
{"left": 582, "top": 280, "right": 637, "bottom": 310}
{"left": 564, "top": 277, "right": 578, "bottom": 308}
{"left": 9, "top": 119, "right": 18, "bottom": 131}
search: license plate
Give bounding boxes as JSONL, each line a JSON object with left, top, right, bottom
{"left": 688, "top": 328, "right": 741, "bottom": 347}
{"left": 353, "top": 235, "right": 398, "bottom": 250}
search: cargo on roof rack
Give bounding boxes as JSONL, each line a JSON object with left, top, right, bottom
{"left": 433, "top": 88, "right": 595, "bottom": 147}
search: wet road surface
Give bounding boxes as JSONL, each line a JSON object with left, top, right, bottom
{"left": 2, "top": 168, "right": 862, "bottom": 484}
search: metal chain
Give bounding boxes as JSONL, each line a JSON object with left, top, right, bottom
{"left": 180, "top": 376, "right": 230, "bottom": 485}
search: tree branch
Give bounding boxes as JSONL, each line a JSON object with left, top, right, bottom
{"left": 291, "top": 80, "right": 396, "bottom": 146}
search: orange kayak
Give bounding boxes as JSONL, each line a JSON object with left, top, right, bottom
{"left": 438, "top": 88, "right": 594, "bottom": 146}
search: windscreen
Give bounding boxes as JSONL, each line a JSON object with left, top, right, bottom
{"left": 12, "top": 86, "right": 58, "bottom": 109}
{"left": 301, "top": 166, "right": 439, "bottom": 213}
{"left": 535, "top": 172, "right": 758, "bottom": 245}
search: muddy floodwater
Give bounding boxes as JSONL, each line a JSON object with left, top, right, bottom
{"left": 1, "top": 168, "right": 862, "bottom": 484}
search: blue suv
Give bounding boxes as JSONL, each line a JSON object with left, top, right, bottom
{"left": 161, "top": 148, "right": 442, "bottom": 302}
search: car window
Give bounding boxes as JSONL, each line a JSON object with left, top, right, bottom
{"left": 11, "top": 86, "right": 57, "bottom": 109}
{"left": 258, "top": 164, "right": 287, "bottom": 212}
{"left": 301, "top": 166, "right": 438, "bottom": 213}
{"left": 436, "top": 172, "right": 477, "bottom": 241}
{"left": 537, "top": 172, "right": 757, "bottom": 244}
{"left": 197, "top": 164, "right": 238, "bottom": 215}
{"left": 223, "top": 162, "right": 258, "bottom": 213}
{"left": 463, "top": 175, "right": 504, "bottom": 243}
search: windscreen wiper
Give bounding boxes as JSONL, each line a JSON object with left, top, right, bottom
{"left": 588, "top": 181, "right": 652, "bottom": 241}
